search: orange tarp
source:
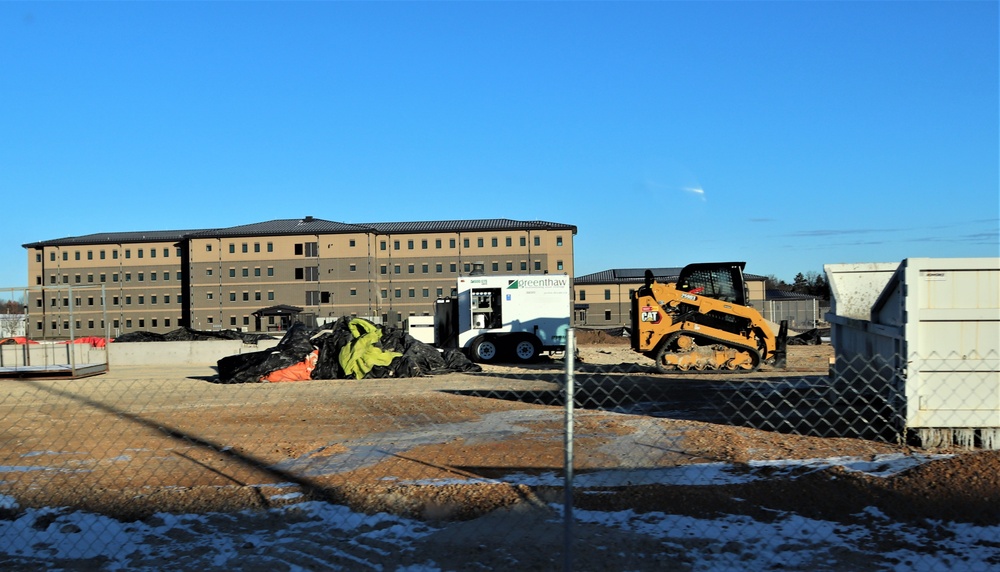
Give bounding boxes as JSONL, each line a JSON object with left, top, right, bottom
{"left": 263, "top": 350, "right": 319, "bottom": 382}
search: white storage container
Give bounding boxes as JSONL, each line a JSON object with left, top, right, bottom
{"left": 825, "top": 257, "right": 1000, "bottom": 449}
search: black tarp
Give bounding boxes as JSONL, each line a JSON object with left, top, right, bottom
{"left": 114, "top": 327, "right": 274, "bottom": 344}
{"left": 215, "top": 318, "right": 481, "bottom": 384}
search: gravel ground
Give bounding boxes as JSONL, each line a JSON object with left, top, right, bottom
{"left": 1, "top": 339, "right": 997, "bottom": 569}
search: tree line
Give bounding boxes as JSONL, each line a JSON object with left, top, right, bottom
{"left": 764, "top": 271, "right": 830, "bottom": 300}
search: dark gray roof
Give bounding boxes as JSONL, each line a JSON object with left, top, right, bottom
{"left": 185, "top": 218, "right": 369, "bottom": 239}
{"left": 575, "top": 267, "right": 684, "bottom": 285}
{"left": 24, "top": 217, "right": 576, "bottom": 248}
{"left": 21, "top": 216, "right": 576, "bottom": 248}
{"left": 23, "top": 229, "right": 196, "bottom": 249}
{"left": 765, "top": 289, "right": 820, "bottom": 301}
{"left": 575, "top": 267, "right": 766, "bottom": 285}
{"left": 360, "top": 219, "right": 577, "bottom": 235}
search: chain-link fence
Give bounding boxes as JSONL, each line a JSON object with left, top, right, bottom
{"left": 0, "top": 327, "right": 998, "bottom": 570}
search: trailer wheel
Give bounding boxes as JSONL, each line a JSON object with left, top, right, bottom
{"left": 471, "top": 337, "right": 498, "bottom": 363}
{"left": 513, "top": 337, "right": 540, "bottom": 362}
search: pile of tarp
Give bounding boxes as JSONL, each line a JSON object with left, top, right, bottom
{"left": 114, "top": 327, "right": 273, "bottom": 344}
{"left": 787, "top": 328, "right": 831, "bottom": 346}
{"left": 216, "top": 317, "right": 481, "bottom": 384}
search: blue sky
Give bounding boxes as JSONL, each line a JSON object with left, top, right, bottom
{"left": 2, "top": 1, "right": 997, "bottom": 288}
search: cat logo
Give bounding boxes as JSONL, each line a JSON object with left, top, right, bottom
{"left": 640, "top": 307, "right": 661, "bottom": 323}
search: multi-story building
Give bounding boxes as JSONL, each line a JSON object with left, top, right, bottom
{"left": 23, "top": 217, "right": 576, "bottom": 338}
{"left": 572, "top": 267, "right": 766, "bottom": 328}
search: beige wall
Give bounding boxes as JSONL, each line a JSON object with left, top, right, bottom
{"left": 26, "top": 226, "right": 574, "bottom": 337}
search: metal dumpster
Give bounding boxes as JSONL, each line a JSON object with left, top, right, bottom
{"left": 825, "top": 257, "right": 1000, "bottom": 449}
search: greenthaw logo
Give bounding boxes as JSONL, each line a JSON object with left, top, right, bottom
{"left": 507, "top": 277, "right": 568, "bottom": 289}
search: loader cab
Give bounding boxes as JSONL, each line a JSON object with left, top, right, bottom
{"left": 676, "top": 262, "right": 749, "bottom": 306}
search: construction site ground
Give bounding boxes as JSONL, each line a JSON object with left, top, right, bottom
{"left": 1, "top": 337, "right": 997, "bottom": 569}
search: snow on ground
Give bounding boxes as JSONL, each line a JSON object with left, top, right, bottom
{"left": 2, "top": 453, "right": 997, "bottom": 571}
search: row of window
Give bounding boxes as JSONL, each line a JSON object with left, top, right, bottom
{"left": 41, "top": 247, "right": 181, "bottom": 263}
{"left": 380, "top": 260, "right": 565, "bottom": 275}
{"left": 41, "top": 293, "right": 183, "bottom": 307}
{"left": 45, "top": 270, "right": 182, "bottom": 285}
{"left": 379, "top": 236, "right": 563, "bottom": 251}
{"left": 39, "top": 317, "right": 177, "bottom": 331}
{"left": 577, "top": 289, "right": 625, "bottom": 301}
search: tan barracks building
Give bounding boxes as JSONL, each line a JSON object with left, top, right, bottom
{"left": 23, "top": 217, "right": 576, "bottom": 338}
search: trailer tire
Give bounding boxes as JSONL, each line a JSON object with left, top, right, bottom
{"left": 513, "top": 336, "right": 540, "bottom": 362}
{"left": 471, "top": 336, "right": 498, "bottom": 363}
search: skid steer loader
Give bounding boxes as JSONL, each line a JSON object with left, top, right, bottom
{"left": 630, "top": 262, "right": 787, "bottom": 373}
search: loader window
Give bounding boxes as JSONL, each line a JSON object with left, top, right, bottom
{"left": 680, "top": 268, "right": 741, "bottom": 304}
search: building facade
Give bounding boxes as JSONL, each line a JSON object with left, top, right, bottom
{"left": 23, "top": 217, "right": 576, "bottom": 338}
{"left": 572, "top": 267, "right": 767, "bottom": 328}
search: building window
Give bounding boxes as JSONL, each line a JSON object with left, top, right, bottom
{"left": 491, "top": 238, "right": 498, "bottom": 247}
{"left": 206, "top": 269, "right": 212, "bottom": 276}
{"left": 534, "top": 261, "right": 541, "bottom": 271}
{"left": 450, "top": 263, "right": 457, "bottom": 272}
{"left": 150, "top": 248, "right": 156, "bottom": 258}
{"left": 520, "top": 237, "right": 527, "bottom": 247}
{"left": 520, "top": 262, "right": 527, "bottom": 271}
{"left": 350, "top": 264, "right": 357, "bottom": 272}
{"left": 436, "top": 287, "right": 443, "bottom": 297}
{"left": 267, "top": 267, "right": 274, "bottom": 277}
{"left": 230, "top": 293, "right": 237, "bottom": 302}
{"left": 422, "top": 264, "right": 428, "bottom": 273}
{"left": 605, "top": 310, "right": 612, "bottom": 321}
{"left": 243, "top": 292, "right": 249, "bottom": 301}
{"left": 267, "top": 242, "right": 273, "bottom": 252}
{"left": 254, "top": 242, "right": 260, "bottom": 253}
{"left": 436, "top": 263, "right": 443, "bottom": 273}
{"left": 380, "top": 241, "right": 387, "bottom": 251}
{"left": 394, "top": 289, "right": 402, "bottom": 298}
{"left": 492, "top": 262, "right": 499, "bottom": 271}
{"left": 165, "top": 319, "right": 171, "bottom": 327}
{"left": 580, "top": 291, "right": 586, "bottom": 301}
{"left": 124, "top": 249, "right": 131, "bottom": 259}
{"left": 242, "top": 243, "right": 248, "bottom": 253}
{"left": 138, "top": 273, "right": 144, "bottom": 282}
{"left": 164, "top": 248, "right": 169, "bottom": 257}
{"left": 206, "top": 244, "right": 212, "bottom": 252}
{"left": 557, "top": 236, "right": 563, "bottom": 246}
{"left": 295, "top": 267, "right": 319, "bottom": 281}
{"left": 230, "top": 317, "right": 237, "bottom": 326}
{"left": 407, "top": 240, "right": 414, "bottom": 250}
{"left": 350, "top": 288, "right": 357, "bottom": 296}
{"left": 557, "top": 260, "right": 564, "bottom": 271}
{"left": 381, "top": 289, "right": 388, "bottom": 299}
{"left": 230, "top": 268, "right": 236, "bottom": 278}
{"left": 255, "top": 292, "right": 261, "bottom": 301}
{"left": 268, "top": 292, "right": 274, "bottom": 300}
{"left": 463, "top": 238, "right": 470, "bottom": 248}
{"left": 380, "top": 265, "right": 387, "bottom": 275}
{"left": 151, "top": 272, "right": 157, "bottom": 281}
{"left": 206, "top": 293, "right": 213, "bottom": 300}
{"left": 138, "top": 296, "right": 144, "bottom": 305}
{"left": 533, "top": 237, "right": 540, "bottom": 246}
{"left": 75, "top": 251, "right": 80, "bottom": 260}
{"left": 449, "top": 239, "right": 456, "bottom": 248}
{"left": 138, "top": 249, "right": 144, "bottom": 258}
{"left": 408, "top": 288, "right": 415, "bottom": 298}
{"left": 394, "top": 265, "right": 401, "bottom": 274}
{"left": 422, "top": 288, "right": 429, "bottom": 298}
{"left": 463, "top": 263, "right": 471, "bottom": 272}
{"left": 435, "top": 239, "right": 442, "bottom": 249}
{"left": 408, "top": 264, "right": 414, "bottom": 274}
{"left": 349, "top": 239, "right": 356, "bottom": 247}
{"left": 254, "top": 267, "right": 261, "bottom": 277}
{"left": 229, "top": 243, "right": 235, "bottom": 253}
{"left": 605, "top": 289, "right": 611, "bottom": 300}
{"left": 421, "top": 239, "right": 428, "bottom": 249}
{"left": 242, "top": 268, "right": 249, "bottom": 277}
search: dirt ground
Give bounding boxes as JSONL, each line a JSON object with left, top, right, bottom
{"left": 1, "top": 338, "right": 998, "bottom": 569}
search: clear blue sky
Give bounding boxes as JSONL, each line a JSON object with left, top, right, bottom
{"left": 2, "top": 2, "right": 997, "bottom": 288}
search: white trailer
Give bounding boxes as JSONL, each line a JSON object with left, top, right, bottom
{"left": 433, "top": 274, "right": 571, "bottom": 363}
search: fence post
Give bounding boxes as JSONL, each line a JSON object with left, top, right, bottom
{"left": 563, "top": 328, "right": 576, "bottom": 571}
